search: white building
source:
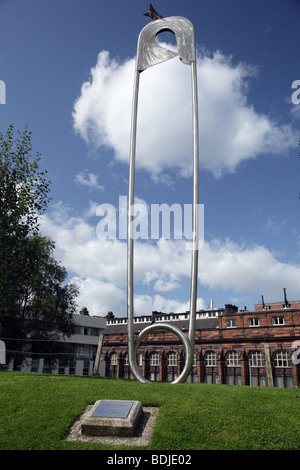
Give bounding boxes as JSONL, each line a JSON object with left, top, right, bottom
{"left": 4, "top": 307, "right": 107, "bottom": 376}
{"left": 67, "top": 308, "right": 106, "bottom": 374}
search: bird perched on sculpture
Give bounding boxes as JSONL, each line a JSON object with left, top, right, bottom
{"left": 144, "top": 4, "right": 163, "bottom": 20}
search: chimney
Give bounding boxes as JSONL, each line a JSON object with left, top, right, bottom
{"left": 283, "top": 288, "right": 289, "bottom": 307}
{"left": 80, "top": 307, "right": 89, "bottom": 316}
{"left": 224, "top": 304, "right": 238, "bottom": 314}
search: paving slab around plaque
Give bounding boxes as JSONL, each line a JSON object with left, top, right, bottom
{"left": 81, "top": 400, "right": 143, "bottom": 437}
{"left": 64, "top": 404, "right": 158, "bottom": 446}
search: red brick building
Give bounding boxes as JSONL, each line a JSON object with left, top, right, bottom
{"left": 103, "top": 292, "right": 300, "bottom": 388}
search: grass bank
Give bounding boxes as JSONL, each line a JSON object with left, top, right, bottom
{"left": 0, "top": 372, "right": 299, "bottom": 450}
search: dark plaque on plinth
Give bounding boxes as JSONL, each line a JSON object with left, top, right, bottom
{"left": 81, "top": 400, "right": 142, "bottom": 437}
{"left": 92, "top": 400, "right": 133, "bottom": 419}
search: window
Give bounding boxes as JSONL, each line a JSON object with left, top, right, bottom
{"left": 272, "top": 316, "right": 285, "bottom": 326}
{"left": 167, "top": 352, "right": 178, "bottom": 367}
{"left": 205, "top": 351, "right": 218, "bottom": 367}
{"left": 110, "top": 352, "right": 118, "bottom": 366}
{"left": 208, "top": 311, "right": 218, "bottom": 317}
{"left": 274, "top": 351, "right": 291, "bottom": 368}
{"left": 248, "top": 318, "right": 260, "bottom": 327}
{"left": 124, "top": 353, "right": 129, "bottom": 365}
{"left": 226, "top": 351, "right": 240, "bottom": 367}
{"left": 193, "top": 353, "right": 197, "bottom": 367}
{"left": 166, "top": 372, "right": 178, "bottom": 381}
{"left": 249, "top": 351, "right": 265, "bottom": 367}
{"left": 150, "top": 371, "right": 160, "bottom": 381}
{"left": 138, "top": 353, "right": 143, "bottom": 366}
{"left": 150, "top": 352, "right": 159, "bottom": 366}
{"left": 205, "top": 373, "right": 220, "bottom": 384}
{"left": 226, "top": 319, "right": 236, "bottom": 328}
{"left": 250, "top": 375, "right": 266, "bottom": 387}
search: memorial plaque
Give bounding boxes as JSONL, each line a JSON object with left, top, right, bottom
{"left": 92, "top": 400, "right": 133, "bottom": 419}
{"left": 81, "top": 400, "right": 142, "bottom": 437}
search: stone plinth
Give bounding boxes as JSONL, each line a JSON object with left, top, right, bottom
{"left": 81, "top": 400, "right": 142, "bottom": 437}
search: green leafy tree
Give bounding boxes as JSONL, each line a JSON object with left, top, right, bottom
{"left": 4, "top": 235, "right": 78, "bottom": 369}
{"left": 0, "top": 125, "right": 78, "bottom": 369}
{"left": 0, "top": 124, "right": 51, "bottom": 314}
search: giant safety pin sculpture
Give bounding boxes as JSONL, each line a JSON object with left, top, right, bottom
{"left": 127, "top": 12, "right": 199, "bottom": 384}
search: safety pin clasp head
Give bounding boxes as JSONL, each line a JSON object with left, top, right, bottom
{"left": 136, "top": 16, "right": 196, "bottom": 72}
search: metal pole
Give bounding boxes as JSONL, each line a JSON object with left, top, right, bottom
{"left": 127, "top": 70, "right": 143, "bottom": 381}
{"left": 189, "top": 60, "right": 199, "bottom": 350}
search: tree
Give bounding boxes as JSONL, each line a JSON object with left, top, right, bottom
{"left": 0, "top": 125, "right": 78, "bottom": 369}
{"left": 0, "top": 124, "right": 51, "bottom": 234}
{"left": 0, "top": 124, "right": 51, "bottom": 313}
{"left": 3, "top": 235, "right": 78, "bottom": 369}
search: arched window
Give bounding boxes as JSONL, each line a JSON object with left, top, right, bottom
{"left": 273, "top": 350, "right": 292, "bottom": 368}
{"left": 205, "top": 351, "right": 218, "bottom": 367}
{"left": 249, "top": 351, "right": 265, "bottom": 367}
{"left": 150, "top": 352, "right": 159, "bottom": 366}
{"left": 149, "top": 352, "right": 160, "bottom": 382}
{"left": 204, "top": 351, "right": 219, "bottom": 384}
{"left": 248, "top": 351, "right": 266, "bottom": 387}
{"left": 225, "top": 351, "right": 241, "bottom": 385}
{"left": 167, "top": 351, "right": 178, "bottom": 367}
{"left": 273, "top": 350, "right": 293, "bottom": 388}
{"left": 110, "top": 352, "right": 118, "bottom": 366}
{"left": 226, "top": 351, "right": 240, "bottom": 367}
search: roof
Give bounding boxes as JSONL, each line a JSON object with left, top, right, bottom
{"left": 105, "top": 317, "right": 219, "bottom": 335}
{"left": 73, "top": 314, "right": 106, "bottom": 329}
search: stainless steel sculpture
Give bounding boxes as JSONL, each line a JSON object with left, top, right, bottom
{"left": 127, "top": 14, "right": 199, "bottom": 384}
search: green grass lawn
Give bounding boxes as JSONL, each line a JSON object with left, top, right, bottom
{"left": 0, "top": 372, "right": 299, "bottom": 450}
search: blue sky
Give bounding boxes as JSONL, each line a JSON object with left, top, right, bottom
{"left": 1, "top": 0, "right": 300, "bottom": 317}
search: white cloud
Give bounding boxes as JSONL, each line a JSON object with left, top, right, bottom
{"left": 40, "top": 203, "right": 300, "bottom": 316}
{"left": 263, "top": 215, "right": 286, "bottom": 235}
{"left": 41, "top": 205, "right": 127, "bottom": 287}
{"left": 75, "top": 168, "right": 104, "bottom": 191}
{"left": 199, "top": 239, "right": 300, "bottom": 299}
{"left": 154, "top": 276, "right": 180, "bottom": 292}
{"left": 134, "top": 294, "right": 205, "bottom": 314}
{"left": 152, "top": 294, "right": 206, "bottom": 313}
{"left": 40, "top": 204, "right": 195, "bottom": 316}
{"left": 69, "top": 276, "right": 126, "bottom": 317}
{"left": 73, "top": 48, "right": 295, "bottom": 179}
